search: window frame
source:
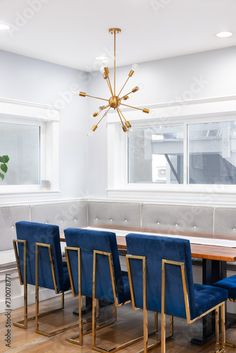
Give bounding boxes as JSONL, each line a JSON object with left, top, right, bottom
{"left": 107, "top": 95, "right": 236, "bottom": 203}
{"left": 0, "top": 97, "right": 60, "bottom": 194}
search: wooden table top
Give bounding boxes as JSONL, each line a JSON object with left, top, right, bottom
{"left": 60, "top": 225, "right": 236, "bottom": 262}
{"left": 116, "top": 235, "right": 236, "bottom": 262}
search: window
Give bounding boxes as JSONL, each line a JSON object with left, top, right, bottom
{"left": 128, "top": 125, "right": 184, "bottom": 184}
{"left": 189, "top": 121, "right": 236, "bottom": 184}
{"left": 107, "top": 97, "right": 236, "bottom": 203}
{"left": 0, "top": 98, "right": 59, "bottom": 193}
{"left": 127, "top": 120, "right": 236, "bottom": 186}
{"left": 0, "top": 122, "right": 40, "bottom": 185}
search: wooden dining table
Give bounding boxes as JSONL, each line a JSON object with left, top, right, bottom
{"left": 61, "top": 225, "right": 236, "bottom": 345}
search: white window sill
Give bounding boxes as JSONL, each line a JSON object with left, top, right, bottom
{"left": 0, "top": 185, "right": 60, "bottom": 195}
{"left": 107, "top": 185, "right": 236, "bottom": 206}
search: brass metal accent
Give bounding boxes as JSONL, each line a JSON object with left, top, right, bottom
{"left": 103, "top": 67, "right": 109, "bottom": 78}
{"left": 126, "top": 254, "right": 173, "bottom": 353}
{"left": 78, "top": 28, "right": 150, "bottom": 132}
{"left": 143, "top": 108, "right": 150, "bottom": 114}
{"left": 92, "top": 250, "right": 143, "bottom": 352}
{"left": 35, "top": 242, "right": 78, "bottom": 337}
{"left": 132, "top": 86, "right": 139, "bottom": 93}
{"left": 65, "top": 246, "right": 118, "bottom": 346}
{"left": 161, "top": 259, "right": 226, "bottom": 353}
{"left": 117, "top": 108, "right": 132, "bottom": 130}
{"left": 91, "top": 107, "right": 111, "bottom": 132}
{"left": 13, "top": 240, "right": 78, "bottom": 335}
{"left": 129, "top": 69, "right": 135, "bottom": 77}
{"left": 109, "top": 96, "right": 119, "bottom": 109}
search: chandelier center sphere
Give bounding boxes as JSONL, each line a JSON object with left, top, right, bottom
{"left": 109, "top": 96, "right": 120, "bottom": 109}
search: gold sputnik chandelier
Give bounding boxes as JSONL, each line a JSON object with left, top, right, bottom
{"left": 78, "top": 28, "right": 150, "bottom": 132}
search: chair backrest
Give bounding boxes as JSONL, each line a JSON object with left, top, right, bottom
{"left": 64, "top": 228, "right": 125, "bottom": 303}
{"left": 15, "top": 221, "right": 65, "bottom": 292}
{"left": 126, "top": 233, "right": 195, "bottom": 319}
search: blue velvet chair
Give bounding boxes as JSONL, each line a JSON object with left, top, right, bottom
{"left": 126, "top": 233, "right": 228, "bottom": 353}
{"left": 215, "top": 274, "right": 236, "bottom": 347}
{"left": 65, "top": 228, "right": 142, "bottom": 351}
{"left": 13, "top": 221, "right": 77, "bottom": 336}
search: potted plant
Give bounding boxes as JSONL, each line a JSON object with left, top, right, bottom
{"left": 0, "top": 155, "right": 10, "bottom": 180}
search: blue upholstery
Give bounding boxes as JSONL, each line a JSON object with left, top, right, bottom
{"left": 215, "top": 275, "right": 236, "bottom": 299}
{"left": 126, "top": 233, "right": 228, "bottom": 320}
{"left": 65, "top": 228, "right": 130, "bottom": 304}
{"left": 15, "top": 221, "right": 70, "bottom": 292}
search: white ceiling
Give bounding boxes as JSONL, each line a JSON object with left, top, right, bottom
{"left": 0, "top": 0, "right": 236, "bottom": 71}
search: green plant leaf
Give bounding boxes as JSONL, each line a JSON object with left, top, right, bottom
{"left": 0, "top": 172, "right": 4, "bottom": 180}
{"left": 0, "top": 163, "right": 8, "bottom": 173}
{"left": 0, "top": 155, "right": 9, "bottom": 163}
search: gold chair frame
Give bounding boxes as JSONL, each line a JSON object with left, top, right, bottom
{"left": 126, "top": 254, "right": 174, "bottom": 353}
{"left": 224, "top": 297, "right": 236, "bottom": 348}
{"left": 13, "top": 239, "right": 78, "bottom": 336}
{"left": 161, "top": 259, "right": 226, "bottom": 353}
{"left": 65, "top": 246, "right": 118, "bottom": 346}
{"left": 92, "top": 250, "right": 144, "bottom": 353}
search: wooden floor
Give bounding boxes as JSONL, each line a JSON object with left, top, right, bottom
{"left": 1, "top": 295, "right": 235, "bottom": 353}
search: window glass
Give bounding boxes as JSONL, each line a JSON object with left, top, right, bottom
{"left": 0, "top": 122, "right": 40, "bottom": 185}
{"left": 189, "top": 121, "right": 236, "bottom": 184}
{"left": 128, "top": 125, "right": 184, "bottom": 184}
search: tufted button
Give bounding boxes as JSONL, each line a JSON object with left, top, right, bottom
{"left": 233, "top": 227, "right": 236, "bottom": 231}
{"left": 193, "top": 226, "right": 197, "bottom": 230}
{"left": 175, "top": 223, "right": 178, "bottom": 227}
{"left": 124, "top": 219, "right": 128, "bottom": 223}
{"left": 11, "top": 224, "right": 15, "bottom": 229}
{"left": 95, "top": 217, "right": 98, "bottom": 221}
{"left": 109, "top": 218, "right": 113, "bottom": 222}
{"left": 74, "top": 218, "right": 78, "bottom": 222}
{"left": 156, "top": 221, "right": 160, "bottom": 225}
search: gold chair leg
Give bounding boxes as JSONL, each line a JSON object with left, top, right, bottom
{"left": 35, "top": 291, "right": 78, "bottom": 337}
{"left": 161, "top": 312, "right": 166, "bottom": 353}
{"left": 13, "top": 281, "right": 28, "bottom": 329}
{"left": 220, "top": 303, "right": 226, "bottom": 353}
{"left": 66, "top": 291, "right": 84, "bottom": 345}
{"left": 143, "top": 307, "right": 148, "bottom": 353}
{"left": 215, "top": 307, "right": 220, "bottom": 352}
{"left": 169, "top": 316, "right": 174, "bottom": 338}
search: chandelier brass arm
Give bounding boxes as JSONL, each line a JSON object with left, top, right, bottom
{"left": 119, "top": 86, "right": 139, "bottom": 101}
{"left": 103, "top": 67, "right": 113, "bottom": 96}
{"left": 117, "top": 108, "right": 132, "bottom": 129}
{"left": 78, "top": 28, "right": 150, "bottom": 133}
{"left": 92, "top": 107, "right": 111, "bottom": 132}
{"left": 117, "top": 69, "right": 135, "bottom": 97}
{"left": 92, "top": 104, "right": 110, "bottom": 117}
{"left": 120, "top": 102, "right": 150, "bottom": 114}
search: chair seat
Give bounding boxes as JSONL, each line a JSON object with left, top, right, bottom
{"left": 215, "top": 275, "right": 236, "bottom": 299}
{"left": 193, "top": 284, "right": 228, "bottom": 319}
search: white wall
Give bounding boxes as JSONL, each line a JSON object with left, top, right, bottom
{"left": 1, "top": 46, "right": 236, "bottom": 202}
{"left": 0, "top": 50, "right": 89, "bottom": 203}
{"left": 87, "top": 46, "right": 236, "bottom": 197}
